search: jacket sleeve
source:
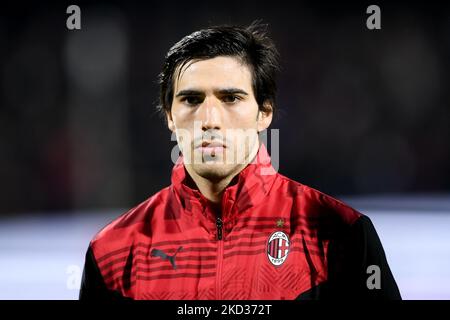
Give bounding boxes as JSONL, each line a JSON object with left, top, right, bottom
{"left": 325, "top": 214, "right": 402, "bottom": 300}
{"left": 79, "top": 245, "right": 130, "bottom": 300}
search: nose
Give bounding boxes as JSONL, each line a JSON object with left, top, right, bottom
{"left": 198, "top": 96, "right": 222, "bottom": 131}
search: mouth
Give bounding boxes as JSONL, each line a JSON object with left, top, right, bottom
{"left": 195, "top": 141, "right": 226, "bottom": 154}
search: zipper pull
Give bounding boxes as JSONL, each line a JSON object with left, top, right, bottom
{"left": 216, "top": 217, "right": 223, "bottom": 240}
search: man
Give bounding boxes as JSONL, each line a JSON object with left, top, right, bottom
{"left": 79, "top": 22, "right": 401, "bottom": 300}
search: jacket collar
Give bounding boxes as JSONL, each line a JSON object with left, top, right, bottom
{"left": 170, "top": 142, "right": 278, "bottom": 222}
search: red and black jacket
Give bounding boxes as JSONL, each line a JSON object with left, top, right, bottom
{"left": 79, "top": 143, "right": 401, "bottom": 300}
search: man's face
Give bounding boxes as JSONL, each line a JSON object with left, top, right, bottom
{"left": 166, "top": 56, "right": 272, "bottom": 182}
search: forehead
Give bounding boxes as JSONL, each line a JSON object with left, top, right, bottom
{"left": 174, "top": 56, "right": 253, "bottom": 92}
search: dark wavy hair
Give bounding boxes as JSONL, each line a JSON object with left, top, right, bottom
{"left": 157, "top": 20, "right": 280, "bottom": 120}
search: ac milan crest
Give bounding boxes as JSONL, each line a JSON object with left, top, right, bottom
{"left": 266, "top": 231, "right": 290, "bottom": 266}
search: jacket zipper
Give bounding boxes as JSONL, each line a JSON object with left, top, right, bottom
{"left": 216, "top": 216, "right": 223, "bottom": 299}
{"left": 216, "top": 217, "right": 223, "bottom": 240}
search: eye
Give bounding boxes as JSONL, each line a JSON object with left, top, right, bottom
{"left": 181, "top": 96, "right": 203, "bottom": 106}
{"left": 222, "top": 95, "right": 241, "bottom": 104}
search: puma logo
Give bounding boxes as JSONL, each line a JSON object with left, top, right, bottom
{"left": 150, "top": 246, "right": 183, "bottom": 270}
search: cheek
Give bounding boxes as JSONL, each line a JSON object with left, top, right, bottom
{"left": 170, "top": 108, "right": 193, "bottom": 143}
{"left": 229, "top": 106, "right": 259, "bottom": 128}
{"left": 227, "top": 99, "right": 259, "bottom": 122}
{"left": 171, "top": 106, "right": 192, "bottom": 128}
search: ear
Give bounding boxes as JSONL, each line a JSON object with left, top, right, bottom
{"left": 257, "top": 101, "right": 273, "bottom": 132}
{"left": 166, "top": 110, "right": 176, "bottom": 132}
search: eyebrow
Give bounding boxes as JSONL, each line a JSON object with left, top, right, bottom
{"left": 175, "top": 88, "right": 249, "bottom": 97}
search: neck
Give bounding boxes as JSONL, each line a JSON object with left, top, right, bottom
{"left": 184, "top": 164, "right": 242, "bottom": 204}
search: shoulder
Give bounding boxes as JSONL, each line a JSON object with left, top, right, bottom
{"left": 276, "top": 173, "right": 363, "bottom": 230}
{"left": 89, "top": 186, "right": 172, "bottom": 261}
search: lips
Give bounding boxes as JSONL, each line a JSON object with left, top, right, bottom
{"left": 200, "top": 141, "right": 226, "bottom": 148}
{"left": 196, "top": 141, "right": 226, "bottom": 154}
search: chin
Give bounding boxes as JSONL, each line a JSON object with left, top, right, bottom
{"left": 193, "top": 163, "right": 236, "bottom": 182}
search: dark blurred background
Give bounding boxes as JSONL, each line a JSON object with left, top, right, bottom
{"left": 0, "top": 0, "right": 449, "bottom": 215}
